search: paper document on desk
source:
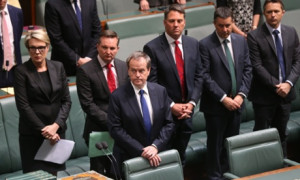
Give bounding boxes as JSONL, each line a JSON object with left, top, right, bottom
{"left": 34, "top": 139, "right": 75, "bottom": 164}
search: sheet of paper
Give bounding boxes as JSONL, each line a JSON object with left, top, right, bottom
{"left": 34, "top": 139, "right": 75, "bottom": 164}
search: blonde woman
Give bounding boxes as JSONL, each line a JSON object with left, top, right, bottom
{"left": 14, "top": 29, "right": 71, "bottom": 175}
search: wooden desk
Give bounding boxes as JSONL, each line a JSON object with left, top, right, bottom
{"left": 235, "top": 165, "right": 300, "bottom": 180}
{"left": 58, "top": 171, "right": 112, "bottom": 180}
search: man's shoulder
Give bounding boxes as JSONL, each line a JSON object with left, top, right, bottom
{"left": 145, "top": 34, "right": 165, "bottom": 47}
{"left": 147, "top": 82, "right": 166, "bottom": 92}
{"left": 114, "top": 58, "right": 126, "bottom": 66}
{"left": 182, "top": 35, "right": 198, "bottom": 43}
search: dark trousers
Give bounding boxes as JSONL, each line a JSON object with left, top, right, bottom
{"left": 170, "top": 117, "right": 192, "bottom": 166}
{"left": 205, "top": 111, "right": 241, "bottom": 180}
{"left": 90, "top": 156, "right": 112, "bottom": 177}
{"left": 253, "top": 102, "right": 291, "bottom": 157}
{"left": 85, "top": 141, "right": 112, "bottom": 177}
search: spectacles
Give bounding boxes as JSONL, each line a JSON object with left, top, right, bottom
{"left": 28, "top": 46, "right": 47, "bottom": 54}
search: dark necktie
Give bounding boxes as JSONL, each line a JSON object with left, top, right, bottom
{"left": 106, "top": 63, "right": 116, "bottom": 93}
{"left": 273, "top": 30, "right": 286, "bottom": 81}
{"left": 73, "top": 0, "right": 82, "bottom": 31}
{"left": 174, "top": 40, "right": 186, "bottom": 101}
{"left": 223, "top": 39, "right": 236, "bottom": 96}
{"left": 140, "top": 89, "right": 151, "bottom": 143}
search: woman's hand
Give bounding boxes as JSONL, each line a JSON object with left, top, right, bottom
{"left": 41, "top": 123, "right": 59, "bottom": 139}
{"left": 49, "top": 133, "right": 61, "bottom": 145}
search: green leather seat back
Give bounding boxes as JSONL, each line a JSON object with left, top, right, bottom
{"left": 68, "top": 85, "right": 88, "bottom": 158}
{"left": 107, "top": 13, "right": 164, "bottom": 39}
{"left": 241, "top": 99, "right": 254, "bottom": 123}
{"left": 185, "top": 5, "right": 215, "bottom": 29}
{"left": 225, "top": 128, "right": 284, "bottom": 177}
{"left": 0, "top": 99, "right": 12, "bottom": 174}
{"left": 123, "top": 149, "right": 183, "bottom": 180}
{"left": 185, "top": 5, "right": 215, "bottom": 40}
{"left": 0, "top": 97, "right": 22, "bottom": 173}
{"left": 192, "top": 102, "right": 205, "bottom": 132}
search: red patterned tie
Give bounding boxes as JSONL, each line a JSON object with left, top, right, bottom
{"left": 174, "top": 40, "right": 186, "bottom": 101}
{"left": 107, "top": 63, "right": 116, "bottom": 93}
{"left": 2, "top": 11, "right": 14, "bottom": 71}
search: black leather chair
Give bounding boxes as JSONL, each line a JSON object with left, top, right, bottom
{"left": 224, "top": 128, "right": 300, "bottom": 179}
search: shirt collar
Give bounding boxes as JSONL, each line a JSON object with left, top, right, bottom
{"left": 97, "top": 55, "right": 115, "bottom": 68}
{"left": 1, "top": 4, "right": 8, "bottom": 15}
{"left": 266, "top": 23, "right": 282, "bottom": 35}
{"left": 131, "top": 81, "right": 149, "bottom": 95}
{"left": 165, "top": 32, "right": 183, "bottom": 45}
{"left": 215, "top": 31, "right": 232, "bottom": 44}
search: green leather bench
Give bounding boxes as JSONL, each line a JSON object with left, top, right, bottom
{"left": 0, "top": 84, "right": 90, "bottom": 179}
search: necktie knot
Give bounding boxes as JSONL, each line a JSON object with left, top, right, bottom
{"left": 223, "top": 39, "right": 229, "bottom": 45}
{"left": 174, "top": 40, "right": 179, "bottom": 46}
{"left": 140, "top": 89, "right": 144, "bottom": 96}
{"left": 273, "top": 30, "right": 280, "bottom": 36}
{"left": 107, "top": 63, "right": 112, "bottom": 69}
{"left": 73, "top": 0, "right": 77, "bottom": 3}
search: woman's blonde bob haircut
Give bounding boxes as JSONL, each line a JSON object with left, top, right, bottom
{"left": 24, "top": 29, "right": 50, "bottom": 48}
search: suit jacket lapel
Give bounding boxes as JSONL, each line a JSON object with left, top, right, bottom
{"left": 125, "top": 82, "right": 145, "bottom": 129}
{"left": 94, "top": 59, "right": 111, "bottom": 94}
{"left": 64, "top": 0, "right": 81, "bottom": 34}
{"left": 148, "top": 83, "right": 158, "bottom": 130}
{"left": 263, "top": 24, "right": 277, "bottom": 56}
{"left": 47, "top": 60, "right": 58, "bottom": 101}
{"left": 8, "top": 6, "right": 18, "bottom": 50}
{"left": 161, "top": 34, "right": 181, "bottom": 84}
{"left": 231, "top": 35, "right": 240, "bottom": 74}
{"left": 281, "top": 25, "right": 289, "bottom": 67}
{"left": 27, "top": 60, "right": 51, "bottom": 101}
{"left": 213, "top": 32, "right": 230, "bottom": 72}
{"left": 115, "top": 59, "right": 127, "bottom": 86}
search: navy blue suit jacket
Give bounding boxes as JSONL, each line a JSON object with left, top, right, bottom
{"left": 144, "top": 33, "right": 203, "bottom": 105}
{"left": 0, "top": 5, "right": 23, "bottom": 87}
{"left": 247, "top": 23, "right": 300, "bottom": 105}
{"left": 108, "top": 81, "right": 174, "bottom": 163}
{"left": 199, "top": 32, "right": 252, "bottom": 114}
{"left": 45, "top": 0, "right": 101, "bottom": 76}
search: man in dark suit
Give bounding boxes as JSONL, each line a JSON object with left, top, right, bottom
{"left": 143, "top": 4, "right": 202, "bottom": 164}
{"left": 77, "top": 30, "right": 128, "bottom": 176}
{"left": 247, "top": 0, "right": 300, "bottom": 156}
{"left": 134, "top": 0, "right": 187, "bottom": 11}
{"left": 45, "top": 0, "right": 101, "bottom": 76}
{"left": 0, "top": 1, "right": 23, "bottom": 88}
{"left": 108, "top": 51, "right": 174, "bottom": 176}
{"left": 199, "top": 7, "right": 252, "bottom": 180}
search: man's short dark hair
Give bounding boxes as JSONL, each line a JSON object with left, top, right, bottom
{"left": 263, "top": 0, "right": 285, "bottom": 11}
{"left": 213, "top": 7, "right": 233, "bottom": 21}
{"left": 164, "top": 4, "right": 185, "bottom": 20}
{"left": 98, "top": 30, "right": 120, "bottom": 46}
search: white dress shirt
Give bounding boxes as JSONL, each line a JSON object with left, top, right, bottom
{"left": 131, "top": 82, "right": 153, "bottom": 125}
